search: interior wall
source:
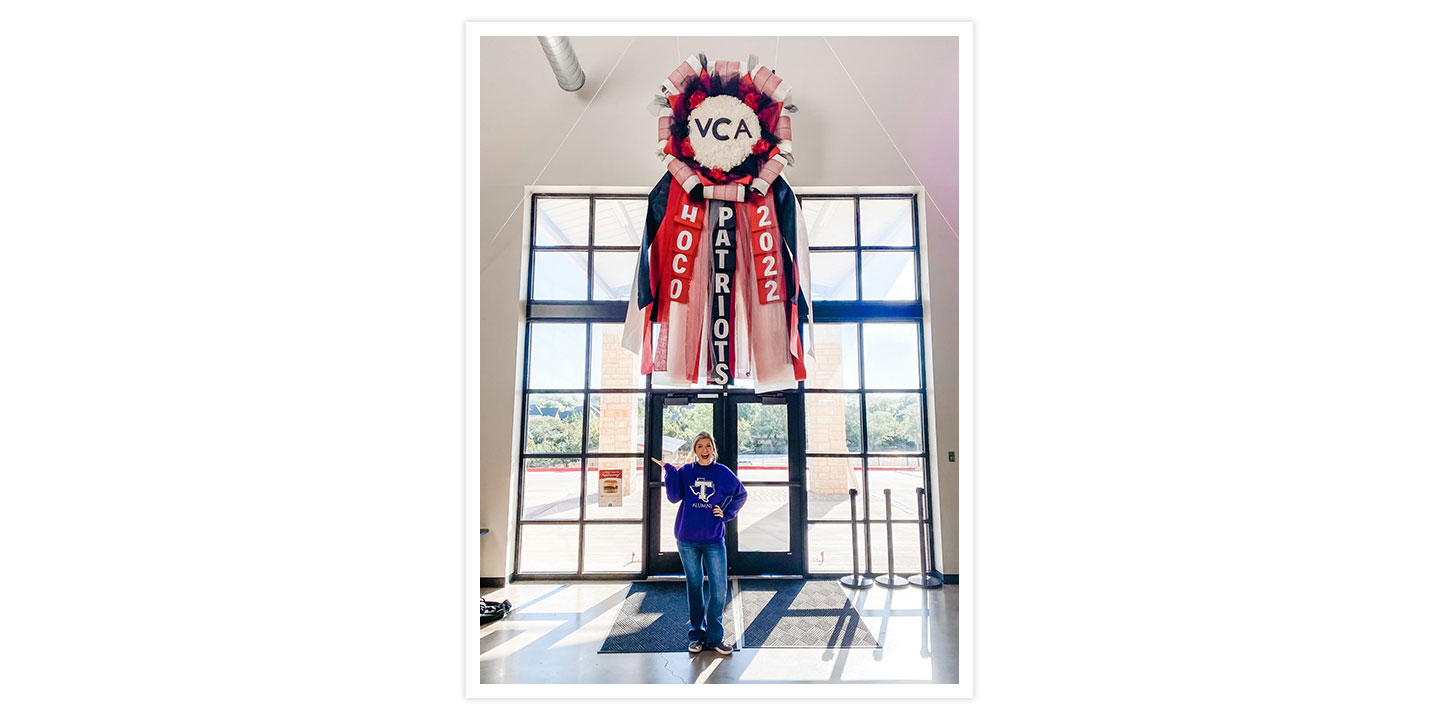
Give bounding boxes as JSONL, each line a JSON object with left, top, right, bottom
{"left": 478, "top": 35, "right": 963, "bottom": 578}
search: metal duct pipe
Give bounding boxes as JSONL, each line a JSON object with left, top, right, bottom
{"left": 537, "top": 36, "right": 585, "bottom": 92}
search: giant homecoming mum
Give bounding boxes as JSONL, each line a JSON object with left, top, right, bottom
{"left": 622, "top": 53, "right": 813, "bottom": 392}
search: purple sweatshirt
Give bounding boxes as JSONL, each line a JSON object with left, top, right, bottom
{"left": 663, "top": 461, "right": 747, "bottom": 545}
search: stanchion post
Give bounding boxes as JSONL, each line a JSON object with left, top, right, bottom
{"left": 908, "top": 486, "right": 942, "bottom": 588}
{"left": 876, "top": 488, "right": 909, "bottom": 588}
{"left": 839, "top": 488, "right": 872, "bottom": 589}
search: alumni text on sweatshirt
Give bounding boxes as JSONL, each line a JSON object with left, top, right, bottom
{"left": 663, "top": 461, "right": 748, "bottom": 545}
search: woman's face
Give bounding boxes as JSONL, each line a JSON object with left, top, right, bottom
{"left": 693, "top": 437, "right": 715, "bottom": 465}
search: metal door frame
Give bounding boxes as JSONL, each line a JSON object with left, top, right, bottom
{"left": 644, "top": 390, "right": 806, "bottom": 577}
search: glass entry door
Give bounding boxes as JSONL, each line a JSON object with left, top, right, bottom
{"left": 646, "top": 392, "right": 804, "bottom": 577}
{"left": 645, "top": 396, "right": 716, "bottom": 576}
{"left": 727, "top": 395, "right": 804, "bottom": 575}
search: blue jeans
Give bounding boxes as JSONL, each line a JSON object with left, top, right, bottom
{"left": 676, "top": 540, "right": 728, "bottom": 647}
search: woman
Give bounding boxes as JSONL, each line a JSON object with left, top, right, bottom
{"left": 650, "top": 431, "right": 747, "bottom": 654}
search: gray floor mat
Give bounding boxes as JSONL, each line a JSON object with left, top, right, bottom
{"left": 737, "top": 579, "right": 879, "bottom": 648}
{"left": 598, "top": 581, "right": 737, "bottom": 653}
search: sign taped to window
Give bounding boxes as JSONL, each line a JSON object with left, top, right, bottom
{"left": 598, "top": 468, "right": 623, "bottom": 507}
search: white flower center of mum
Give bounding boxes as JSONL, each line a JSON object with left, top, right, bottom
{"left": 688, "top": 95, "right": 760, "bottom": 172}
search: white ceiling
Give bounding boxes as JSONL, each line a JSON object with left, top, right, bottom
{"left": 478, "top": 35, "right": 961, "bottom": 255}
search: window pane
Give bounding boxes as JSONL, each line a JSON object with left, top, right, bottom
{"left": 590, "top": 250, "right": 636, "bottom": 300}
{"left": 862, "top": 323, "right": 920, "bottom": 389}
{"left": 805, "top": 393, "right": 861, "bottom": 453}
{"left": 868, "top": 520, "right": 921, "bottom": 574}
{"left": 660, "top": 497, "right": 678, "bottom": 554}
{"left": 809, "top": 250, "right": 858, "bottom": 301}
{"left": 525, "top": 393, "right": 584, "bottom": 453}
{"left": 860, "top": 251, "right": 916, "bottom": 301}
{"left": 660, "top": 402, "right": 714, "bottom": 465}
{"left": 534, "top": 198, "right": 589, "bottom": 246}
{"left": 808, "top": 523, "right": 859, "bottom": 574}
{"left": 807, "top": 457, "right": 864, "bottom": 521}
{"left": 594, "top": 198, "right": 645, "bottom": 246}
{"left": 585, "top": 459, "right": 645, "bottom": 521}
{"left": 521, "top": 457, "right": 581, "bottom": 520}
{"left": 737, "top": 485, "right": 789, "bottom": 552}
{"left": 527, "top": 323, "right": 586, "bottom": 389}
{"left": 518, "top": 524, "right": 579, "bottom": 573}
{"left": 582, "top": 524, "right": 643, "bottom": 573}
{"left": 589, "top": 323, "right": 641, "bottom": 389}
{"left": 531, "top": 250, "right": 589, "bottom": 300}
{"left": 865, "top": 393, "right": 923, "bottom": 453}
{"left": 801, "top": 198, "right": 855, "bottom": 247}
{"left": 736, "top": 402, "right": 788, "bottom": 483}
{"left": 587, "top": 393, "right": 645, "bottom": 454}
{"left": 592, "top": 250, "right": 636, "bottom": 300}
{"left": 866, "top": 456, "right": 924, "bottom": 521}
{"left": 805, "top": 323, "right": 859, "bottom": 389}
{"left": 860, "top": 198, "right": 914, "bottom": 247}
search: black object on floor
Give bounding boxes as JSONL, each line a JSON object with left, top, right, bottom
{"left": 598, "top": 581, "right": 737, "bottom": 654}
{"left": 737, "top": 579, "right": 879, "bottom": 648}
{"left": 479, "top": 598, "right": 511, "bottom": 625}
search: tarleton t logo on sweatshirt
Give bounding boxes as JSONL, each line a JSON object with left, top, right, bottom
{"left": 690, "top": 479, "right": 715, "bottom": 503}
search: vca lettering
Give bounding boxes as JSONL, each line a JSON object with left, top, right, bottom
{"left": 692, "top": 116, "right": 754, "bottom": 142}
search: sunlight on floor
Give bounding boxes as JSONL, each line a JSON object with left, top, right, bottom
{"left": 478, "top": 581, "right": 960, "bottom": 684}
{"left": 549, "top": 607, "right": 621, "bottom": 649}
{"left": 478, "top": 621, "right": 565, "bottom": 661}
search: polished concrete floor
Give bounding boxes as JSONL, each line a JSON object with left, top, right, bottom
{"left": 478, "top": 579, "right": 960, "bottom": 684}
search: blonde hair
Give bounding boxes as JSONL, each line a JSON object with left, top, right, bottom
{"left": 691, "top": 431, "right": 716, "bottom": 452}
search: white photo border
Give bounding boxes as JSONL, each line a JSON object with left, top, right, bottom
{"left": 464, "top": 20, "right": 973, "bottom": 699}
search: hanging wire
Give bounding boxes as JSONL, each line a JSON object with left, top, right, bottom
{"left": 482, "top": 37, "right": 638, "bottom": 268}
{"left": 821, "top": 36, "right": 960, "bottom": 241}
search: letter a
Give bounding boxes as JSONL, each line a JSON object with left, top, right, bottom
{"left": 735, "top": 119, "right": 752, "bottom": 140}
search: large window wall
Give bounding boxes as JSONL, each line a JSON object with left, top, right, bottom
{"left": 516, "top": 196, "right": 650, "bottom": 577}
{"left": 800, "top": 196, "right": 931, "bottom": 576}
{"left": 514, "top": 191, "right": 933, "bottom": 578}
